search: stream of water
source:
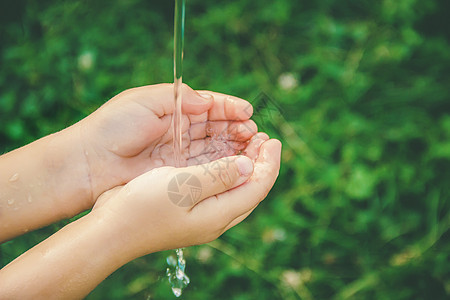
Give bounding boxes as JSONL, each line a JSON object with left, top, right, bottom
{"left": 166, "top": 0, "right": 190, "bottom": 297}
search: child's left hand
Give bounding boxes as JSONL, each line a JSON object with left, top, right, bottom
{"left": 0, "top": 84, "right": 257, "bottom": 241}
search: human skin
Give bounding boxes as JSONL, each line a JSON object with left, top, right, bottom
{"left": 0, "top": 84, "right": 258, "bottom": 241}
{"left": 0, "top": 137, "right": 281, "bottom": 299}
{"left": 0, "top": 84, "right": 281, "bottom": 299}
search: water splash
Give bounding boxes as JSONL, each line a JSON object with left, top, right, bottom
{"left": 166, "top": 249, "right": 190, "bottom": 297}
{"left": 166, "top": 0, "right": 190, "bottom": 297}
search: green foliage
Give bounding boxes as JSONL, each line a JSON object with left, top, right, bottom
{"left": 1, "top": 0, "right": 449, "bottom": 299}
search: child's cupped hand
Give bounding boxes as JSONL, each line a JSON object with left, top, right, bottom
{"left": 78, "top": 84, "right": 258, "bottom": 203}
{"left": 90, "top": 136, "right": 281, "bottom": 258}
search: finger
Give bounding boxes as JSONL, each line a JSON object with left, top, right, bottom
{"left": 188, "top": 111, "right": 208, "bottom": 124}
{"left": 182, "top": 89, "right": 214, "bottom": 115}
{"left": 242, "top": 132, "right": 269, "bottom": 161}
{"left": 189, "top": 120, "right": 257, "bottom": 141}
{"left": 175, "top": 156, "right": 254, "bottom": 208}
{"left": 196, "top": 90, "right": 253, "bottom": 121}
{"left": 192, "top": 139, "right": 281, "bottom": 225}
{"left": 186, "top": 131, "right": 269, "bottom": 165}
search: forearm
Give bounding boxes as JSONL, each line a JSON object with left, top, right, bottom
{"left": 0, "top": 125, "right": 92, "bottom": 242}
{"left": 0, "top": 210, "right": 132, "bottom": 299}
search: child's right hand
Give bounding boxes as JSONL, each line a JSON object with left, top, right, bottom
{"left": 0, "top": 136, "right": 281, "bottom": 300}
{"left": 90, "top": 136, "right": 281, "bottom": 259}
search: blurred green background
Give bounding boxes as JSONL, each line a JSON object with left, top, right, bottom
{"left": 1, "top": 0, "right": 449, "bottom": 299}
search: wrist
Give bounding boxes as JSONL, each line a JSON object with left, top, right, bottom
{"left": 76, "top": 118, "right": 117, "bottom": 203}
{"left": 87, "top": 206, "right": 142, "bottom": 263}
{"left": 43, "top": 124, "right": 94, "bottom": 212}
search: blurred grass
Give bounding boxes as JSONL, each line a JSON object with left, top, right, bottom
{"left": 1, "top": 0, "right": 449, "bottom": 299}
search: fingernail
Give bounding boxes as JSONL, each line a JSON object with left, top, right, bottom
{"left": 199, "top": 93, "right": 214, "bottom": 102}
{"left": 236, "top": 156, "right": 253, "bottom": 176}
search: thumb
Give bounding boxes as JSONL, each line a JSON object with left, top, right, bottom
{"left": 167, "top": 156, "right": 254, "bottom": 207}
{"left": 181, "top": 84, "right": 214, "bottom": 115}
{"left": 114, "top": 84, "right": 212, "bottom": 117}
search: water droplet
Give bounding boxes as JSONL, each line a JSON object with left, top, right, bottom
{"left": 84, "top": 150, "right": 89, "bottom": 156}
{"left": 7, "top": 199, "right": 15, "bottom": 206}
{"left": 9, "top": 173, "right": 19, "bottom": 182}
{"left": 167, "top": 248, "right": 190, "bottom": 297}
{"left": 27, "top": 195, "right": 33, "bottom": 203}
{"left": 167, "top": 255, "right": 177, "bottom": 267}
{"left": 172, "top": 287, "right": 182, "bottom": 297}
